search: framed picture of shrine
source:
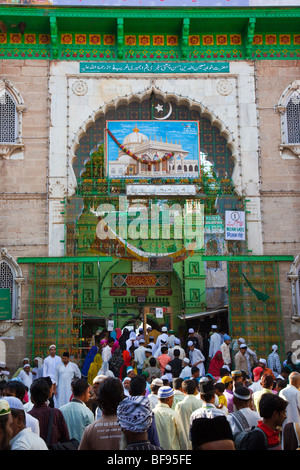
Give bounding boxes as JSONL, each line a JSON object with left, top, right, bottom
{"left": 105, "top": 120, "right": 200, "bottom": 179}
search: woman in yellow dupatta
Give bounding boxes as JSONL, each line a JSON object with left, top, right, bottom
{"left": 87, "top": 353, "right": 103, "bottom": 384}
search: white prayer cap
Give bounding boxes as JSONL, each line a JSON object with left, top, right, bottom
{"left": 259, "top": 358, "right": 267, "bottom": 365}
{"left": 49, "top": 344, "right": 56, "bottom": 349}
{"left": 23, "top": 364, "right": 31, "bottom": 369}
{"left": 188, "top": 328, "right": 194, "bottom": 334}
{"left": 129, "top": 331, "right": 136, "bottom": 339}
{"left": 272, "top": 345, "right": 278, "bottom": 351}
{"left": 188, "top": 341, "right": 194, "bottom": 347}
{"left": 162, "top": 326, "right": 168, "bottom": 332}
{"left": 165, "top": 364, "right": 172, "bottom": 371}
{"left": 0, "top": 361, "right": 6, "bottom": 368}
{"left": 4, "top": 396, "right": 24, "bottom": 411}
{"left": 238, "top": 338, "right": 245, "bottom": 343}
{"left": 183, "top": 358, "right": 190, "bottom": 364}
{"left": 139, "top": 339, "right": 145, "bottom": 344}
{"left": 123, "top": 377, "right": 131, "bottom": 383}
{"left": 174, "top": 338, "right": 181, "bottom": 344}
{"left": 152, "top": 378, "right": 163, "bottom": 386}
{"left": 211, "top": 325, "right": 218, "bottom": 329}
{"left": 239, "top": 343, "right": 247, "bottom": 349}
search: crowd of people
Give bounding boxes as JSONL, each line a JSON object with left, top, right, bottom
{"left": 0, "top": 323, "right": 300, "bottom": 451}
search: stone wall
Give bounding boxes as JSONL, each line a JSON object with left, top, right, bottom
{"left": 0, "top": 60, "right": 49, "bottom": 371}
{"left": 256, "top": 60, "right": 300, "bottom": 353}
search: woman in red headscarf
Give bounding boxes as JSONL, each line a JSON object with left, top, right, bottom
{"left": 208, "top": 350, "right": 224, "bottom": 380}
{"left": 119, "top": 350, "right": 132, "bottom": 380}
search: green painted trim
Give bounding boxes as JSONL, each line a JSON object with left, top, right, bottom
{"left": 17, "top": 256, "right": 113, "bottom": 263}
{"left": 1, "top": 7, "right": 300, "bottom": 19}
{"left": 202, "top": 255, "right": 294, "bottom": 261}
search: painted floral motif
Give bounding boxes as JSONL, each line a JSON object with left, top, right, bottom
{"left": 167, "top": 35, "right": 178, "bottom": 46}
{"left": 279, "top": 34, "right": 290, "bottom": 45}
{"left": 230, "top": 34, "right": 241, "bottom": 45}
{"left": 0, "top": 34, "right": 7, "bottom": 44}
{"left": 153, "top": 35, "right": 164, "bottom": 46}
{"left": 253, "top": 35, "right": 263, "bottom": 45}
{"left": 10, "top": 33, "right": 21, "bottom": 44}
{"left": 25, "top": 34, "right": 36, "bottom": 44}
{"left": 39, "top": 34, "right": 51, "bottom": 44}
{"left": 266, "top": 34, "right": 277, "bottom": 45}
{"left": 61, "top": 34, "right": 72, "bottom": 44}
{"left": 202, "top": 35, "right": 214, "bottom": 45}
{"left": 75, "top": 34, "right": 86, "bottom": 45}
{"left": 216, "top": 35, "right": 228, "bottom": 45}
{"left": 103, "top": 35, "right": 115, "bottom": 45}
{"left": 139, "top": 35, "right": 150, "bottom": 46}
{"left": 294, "top": 35, "right": 300, "bottom": 45}
{"left": 89, "top": 34, "right": 101, "bottom": 45}
{"left": 189, "top": 35, "right": 200, "bottom": 46}
{"left": 125, "top": 35, "right": 136, "bottom": 45}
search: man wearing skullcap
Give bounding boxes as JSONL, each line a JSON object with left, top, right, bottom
{"left": 208, "top": 325, "right": 223, "bottom": 361}
{"left": 180, "top": 358, "right": 192, "bottom": 380}
{"left": 42, "top": 345, "right": 62, "bottom": 378}
{"left": 133, "top": 339, "right": 147, "bottom": 375}
{"left": 54, "top": 352, "right": 81, "bottom": 408}
{"left": 5, "top": 396, "right": 48, "bottom": 450}
{"left": 17, "top": 364, "right": 33, "bottom": 399}
{"left": 188, "top": 341, "right": 205, "bottom": 376}
{"left": 258, "top": 358, "right": 275, "bottom": 380}
{"left": 186, "top": 328, "right": 201, "bottom": 353}
{"left": 117, "top": 395, "right": 163, "bottom": 450}
{"left": 190, "top": 378, "right": 227, "bottom": 427}
{"left": 0, "top": 398, "right": 13, "bottom": 450}
{"left": 148, "top": 378, "right": 163, "bottom": 409}
{"left": 169, "top": 338, "right": 186, "bottom": 361}
{"left": 267, "top": 346, "right": 282, "bottom": 378}
{"left": 153, "top": 386, "right": 187, "bottom": 450}
{"left": 227, "top": 386, "right": 260, "bottom": 433}
{"left": 154, "top": 326, "right": 170, "bottom": 354}
{"left": 234, "top": 344, "right": 250, "bottom": 376}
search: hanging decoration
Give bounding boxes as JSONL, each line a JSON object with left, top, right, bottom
{"left": 106, "top": 128, "right": 174, "bottom": 167}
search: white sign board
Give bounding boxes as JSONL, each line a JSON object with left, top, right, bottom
{"left": 155, "top": 307, "right": 164, "bottom": 319}
{"left": 225, "top": 211, "right": 246, "bottom": 241}
{"left": 126, "top": 185, "right": 196, "bottom": 196}
{"left": 107, "top": 320, "right": 115, "bottom": 331}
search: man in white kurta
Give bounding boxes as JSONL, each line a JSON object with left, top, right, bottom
{"left": 55, "top": 352, "right": 81, "bottom": 408}
{"left": 174, "top": 380, "right": 202, "bottom": 449}
{"left": 208, "top": 325, "right": 223, "bottom": 360}
{"left": 279, "top": 372, "right": 300, "bottom": 428}
{"left": 188, "top": 342, "right": 205, "bottom": 376}
{"left": 152, "top": 386, "right": 187, "bottom": 450}
{"left": 42, "top": 344, "right": 62, "bottom": 377}
{"left": 18, "top": 365, "right": 33, "bottom": 399}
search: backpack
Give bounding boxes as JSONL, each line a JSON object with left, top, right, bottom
{"left": 233, "top": 426, "right": 268, "bottom": 450}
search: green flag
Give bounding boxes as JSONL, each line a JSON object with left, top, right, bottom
{"left": 242, "top": 273, "right": 270, "bottom": 302}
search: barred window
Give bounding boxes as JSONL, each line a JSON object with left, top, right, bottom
{"left": 0, "top": 260, "right": 14, "bottom": 318}
{"left": 286, "top": 93, "right": 300, "bottom": 144}
{"left": 0, "top": 90, "right": 17, "bottom": 143}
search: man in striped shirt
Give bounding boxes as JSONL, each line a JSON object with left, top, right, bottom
{"left": 117, "top": 395, "right": 163, "bottom": 450}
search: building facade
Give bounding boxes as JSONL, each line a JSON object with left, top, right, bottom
{"left": 0, "top": 2, "right": 299, "bottom": 370}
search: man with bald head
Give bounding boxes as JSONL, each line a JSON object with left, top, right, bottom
{"left": 279, "top": 371, "right": 300, "bottom": 427}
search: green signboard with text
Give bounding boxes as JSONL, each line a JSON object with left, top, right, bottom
{"left": 0, "top": 289, "right": 11, "bottom": 320}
